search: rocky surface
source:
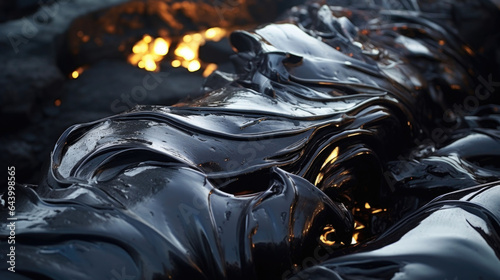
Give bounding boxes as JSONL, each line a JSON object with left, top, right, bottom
{"left": 1, "top": 59, "right": 207, "bottom": 184}
{"left": 1, "top": 0, "right": 131, "bottom": 183}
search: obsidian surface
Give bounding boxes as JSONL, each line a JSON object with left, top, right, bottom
{"left": 1, "top": 0, "right": 500, "bottom": 279}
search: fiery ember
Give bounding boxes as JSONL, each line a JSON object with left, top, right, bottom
{"left": 70, "top": 66, "right": 86, "bottom": 79}
{"left": 128, "top": 35, "right": 170, "bottom": 72}
{"left": 69, "top": 66, "right": 88, "bottom": 80}
{"left": 128, "top": 27, "right": 227, "bottom": 76}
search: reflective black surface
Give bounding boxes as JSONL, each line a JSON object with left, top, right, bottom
{"left": 1, "top": 0, "right": 500, "bottom": 279}
{"left": 295, "top": 181, "right": 500, "bottom": 279}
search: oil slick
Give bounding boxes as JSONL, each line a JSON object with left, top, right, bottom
{"left": 1, "top": 0, "right": 500, "bottom": 279}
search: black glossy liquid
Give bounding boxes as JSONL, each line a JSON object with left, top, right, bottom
{"left": 1, "top": 0, "right": 500, "bottom": 279}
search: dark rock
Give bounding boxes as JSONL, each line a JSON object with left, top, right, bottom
{"left": 199, "top": 37, "right": 234, "bottom": 64}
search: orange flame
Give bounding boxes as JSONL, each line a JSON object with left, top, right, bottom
{"left": 128, "top": 27, "right": 227, "bottom": 74}
{"left": 128, "top": 35, "right": 170, "bottom": 72}
{"left": 173, "top": 27, "right": 226, "bottom": 73}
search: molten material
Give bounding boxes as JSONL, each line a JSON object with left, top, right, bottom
{"left": 1, "top": 0, "right": 500, "bottom": 279}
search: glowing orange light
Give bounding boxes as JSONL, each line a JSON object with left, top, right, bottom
{"left": 54, "top": 99, "right": 61, "bottom": 106}
{"left": 70, "top": 67, "right": 84, "bottom": 79}
{"left": 187, "top": 60, "right": 201, "bottom": 72}
{"left": 183, "top": 34, "right": 192, "bottom": 43}
{"left": 314, "top": 146, "right": 340, "bottom": 186}
{"left": 371, "top": 208, "right": 387, "bottom": 214}
{"left": 175, "top": 43, "right": 196, "bottom": 61}
{"left": 153, "top": 38, "right": 169, "bottom": 56}
{"left": 320, "top": 225, "right": 337, "bottom": 246}
{"left": 314, "top": 172, "right": 324, "bottom": 186}
{"left": 171, "top": 60, "right": 181, "bottom": 67}
{"left": 354, "top": 222, "right": 365, "bottom": 230}
{"left": 203, "top": 63, "right": 218, "bottom": 77}
{"left": 128, "top": 34, "right": 170, "bottom": 72}
{"left": 463, "top": 45, "right": 475, "bottom": 56}
{"left": 171, "top": 27, "right": 228, "bottom": 73}
{"left": 321, "top": 146, "right": 339, "bottom": 169}
{"left": 351, "top": 232, "right": 360, "bottom": 244}
{"left": 205, "top": 27, "right": 226, "bottom": 41}
{"left": 132, "top": 41, "right": 148, "bottom": 54}
{"left": 143, "top": 35, "right": 152, "bottom": 43}
{"left": 129, "top": 27, "right": 229, "bottom": 73}
{"left": 364, "top": 202, "right": 371, "bottom": 209}
{"left": 192, "top": 33, "right": 203, "bottom": 42}
{"left": 143, "top": 55, "right": 157, "bottom": 71}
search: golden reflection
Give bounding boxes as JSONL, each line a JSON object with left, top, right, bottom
{"left": 321, "top": 146, "right": 340, "bottom": 169}
{"left": 363, "top": 201, "right": 386, "bottom": 214}
{"left": 315, "top": 146, "right": 340, "bottom": 186}
{"left": 371, "top": 208, "right": 387, "bottom": 214}
{"left": 320, "top": 225, "right": 336, "bottom": 246}
{"left": 351, "top": 232, "right": 360, "bottom": 244}
{"left": 314, "top": 172, "right": 324, "bottom": 186}
{"left": 354, "top": 221, "right": 365, "bottom": 230}
{"left": 352, "top": 203, "right": 388, "bottom": 245}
